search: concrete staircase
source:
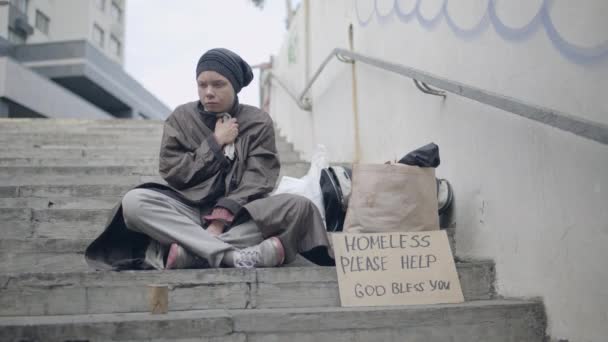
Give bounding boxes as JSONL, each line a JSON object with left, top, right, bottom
{"left": 0, "top": 119, "right": 546, "bottom": 341}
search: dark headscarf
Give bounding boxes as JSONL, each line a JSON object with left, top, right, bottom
{"left": 196, "top": 48, "right": 254, "bottom": 94}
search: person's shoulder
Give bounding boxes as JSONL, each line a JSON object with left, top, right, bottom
{"left": 165, "top": 101, "right": 199, "bottom": 124}
{"left": 238, "top": 104, "right": 273, "bottom": 126}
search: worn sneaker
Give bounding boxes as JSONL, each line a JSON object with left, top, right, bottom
{"left": 165, "top": 243, "right": 208, "bottom": 269}
{"left": 233, "top": 237, "right": 285, "bottom": 269}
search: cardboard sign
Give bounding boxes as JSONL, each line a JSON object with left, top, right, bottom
{"left": 332, "top": 231, "right": 464, "bottom": 307}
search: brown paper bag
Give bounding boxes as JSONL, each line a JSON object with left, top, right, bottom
{"left": 343, "top": 163, "right": 439, "bottom": 233}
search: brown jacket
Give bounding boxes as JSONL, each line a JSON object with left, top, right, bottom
{"left": 158, "top": 101, "right": 280, "bottom": 214}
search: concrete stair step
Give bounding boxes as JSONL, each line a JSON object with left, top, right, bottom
{"left": 1, "top": 143, "right": 146, "bottom": 150}
{"left": 0, "top": 208, "right": 110, "bottom": 239}
{"left": 0, "top": 162, "right": 308, "bottom": 174}
{"left": 0, "top": 118, "right": 163, "bottom": 127}
{"left": 1, "top": 132, "right": 292, "bottom": 142}
{"left": 0, "top": 174, "right": 300, "bottom": 200}
{"left": 0, "top": 152, "right": 300, "bottom": 166}
{"left": 0, "top": 127, "right": 161, "bottom": 136}
{"left": 0, "top": 300, "right": 545, "bottom": 342}
{"left": 0, "top": 197, "right": 119, "bottom": 209}
{"left": 0, "top": 251, "right": 291, "bottom": 274}
{"left": 0, "top": 165, "right": 158, "bottom": 177}
{"left": 0, "top": 120, "right": 294, "bottom": 148}
{"left": 0, "top": 127, "right": 164, "bottom": 134}
{"left": 1, "top": 173, "right": 158, "bottom": 187}
{"left": 1, "top": 175, "right": 162, "bottom": 186}
{"left": 0, "top": 158, "right": 160, "bottom": 167}
{"left": 0, "top": 147, "right": 160, "bottom": 159}
{"left": 0, "top": 246, "right": 315, "bottom": 274}
{"left": 5, "top": 134, "right": 161, "bottom": 146}
{"left": 0, "top": 237, "right": 89, "bottom": 254}
{"left": 0, "top": 121, "right": 156, "bottom": 129}
{"left": 0, "top": 184, "right": 144, "bottom": 199}
{"left": 0, "top": 252, "right": 89, "bottom": 274}
{"left": 0, "top": 132, "right": 162, "bottom": 139}
{"left": 1, "top": 120, "right": 288, "bottom": 135}
{"left": 0, "top": 262, "right": 495, "bottom": 316}
{"left": 1, "top": 131, "right": 291, "bottom": 143}
{"left": 0, "top": 131, "right": 291, "bottom": 141}
{"left": 277, "top": 151, "right": 301, "bottom": 163}
{"left": 2, "top": 119, "right": 287, "bottom": 129}
{"left": 0, "top": 166, "right": 308, "bottom": 186}
{"left": 0, "top": 140, "right": 296, "bottom": 156}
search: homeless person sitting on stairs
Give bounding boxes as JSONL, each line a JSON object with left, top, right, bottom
{"left": 84, "top": 48, "right": 330, "bottom": 270}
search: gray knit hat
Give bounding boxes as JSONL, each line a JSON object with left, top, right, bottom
{"left": 196, "top": 48, "right": 254, "bottom": 94}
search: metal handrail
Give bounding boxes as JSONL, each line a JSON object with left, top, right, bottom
{"left": 266, "top": 47, "right": 608, "bottom": 145}
{"left": 262, "top": 70, "right": 311, "bottom": 110}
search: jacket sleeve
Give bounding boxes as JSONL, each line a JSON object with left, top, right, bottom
{"left": 215, "top": 119, "right": 280, "bottom": 214}
{"left": 159, "top": 115, "right": 230, "bottom": 190}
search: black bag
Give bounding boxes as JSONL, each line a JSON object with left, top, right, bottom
{"left": 320, "top": 166, "right": 352, "bottom": 232}
{"left": 399, "top": 142, "right": 440, "bottom": 168}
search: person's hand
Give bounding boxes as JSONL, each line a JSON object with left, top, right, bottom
{"left": 214, "top": 117, "right": 238, "bottom": 146}
{"left": 206, "top": 220, "right": 225, "bottom": 237}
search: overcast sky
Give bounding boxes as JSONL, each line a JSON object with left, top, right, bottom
{"left": 124, "top": 0, "right": 293, "bottom": 112}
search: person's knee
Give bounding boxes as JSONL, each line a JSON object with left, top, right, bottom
{"left": 121, "top": 189, "right": 155, "bottom": 226}
{"left": 282, "top": 194, "right": 318, "bottom": 216}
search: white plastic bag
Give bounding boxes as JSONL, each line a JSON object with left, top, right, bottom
{"left": 273, "top": 145, "right": 329, "bottom": 224}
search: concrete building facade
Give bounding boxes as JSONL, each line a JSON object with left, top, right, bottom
{"left": 0, "top": 0, "right": 169, "bottom": 119}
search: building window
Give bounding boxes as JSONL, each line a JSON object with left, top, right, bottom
{"left": 111, "top": 1, "right": 122, "bottom": 23}
{"left": 92, "top": 24, "right": 104, "bottom": 48}
{"left": 95, "top": 0, "right": 105, "bottom": 12}
{"left": 35, "top": 10, "right": 50, "bottom": 35}
{"left": 11, "top": 0, "right": 29, "bottom": 14}
{"left": 110, "top": 35, "right": 121, "bottom": 57}
{"left": 8, "top": 28, "right": 27, "bottom": 44}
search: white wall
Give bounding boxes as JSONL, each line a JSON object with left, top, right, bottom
{"left": 308, "top": 0, "right": 358, "bottom": 161}
{"left": 269, "top": 1, "right": 314, "bottom": 158}
{"left": 269, "top": 0, "right": 608, "bottom": 341}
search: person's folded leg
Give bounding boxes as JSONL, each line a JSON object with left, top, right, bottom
{"left": 243, "top": 194, "right": 329, "bottom": 265}
{"left": 121, "top": 188, "right": 234, "bottom": 267}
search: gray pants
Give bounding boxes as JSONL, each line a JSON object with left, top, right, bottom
{"left": 121, "top": 189, "right": 264, "bottom": 267}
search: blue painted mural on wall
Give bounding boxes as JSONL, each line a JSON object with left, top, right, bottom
{"left": 355, "top": 0, "right": 608, "bottom": 65}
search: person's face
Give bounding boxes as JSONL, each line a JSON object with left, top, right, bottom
{"left": 197, "top": 71, "right": 236, "bottom": 113}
